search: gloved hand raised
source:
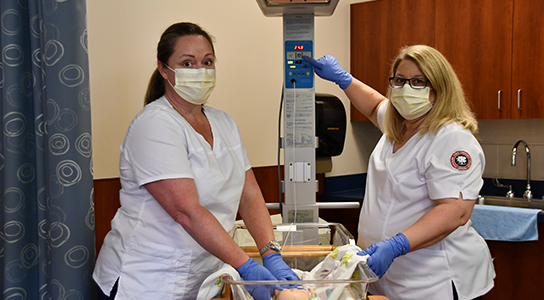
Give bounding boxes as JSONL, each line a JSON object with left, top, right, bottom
{"left": 262, "top": 252, "right": 300, "bottom": 281}
{"left": 303, "top": 55, "right": 353, "bottom": 89}
{"left": 357, "top": 233, "right": 410, "bottom": 278}
{"left": 237, "top": 258, "right": 278, "bottom": 300}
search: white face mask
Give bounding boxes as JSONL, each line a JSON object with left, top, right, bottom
{"left": 165, "top": 65, "right": 216, "bottom": 105}
{"left": 390, "top": 86, "right": 433, "bottom": 120}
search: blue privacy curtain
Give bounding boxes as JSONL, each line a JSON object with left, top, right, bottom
{"left": 1, "top": 0, "right": 95, "bottom": 299}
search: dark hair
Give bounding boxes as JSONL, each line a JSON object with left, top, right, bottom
{"left": 144, "top": 22, "right": 215, "bottom": 105}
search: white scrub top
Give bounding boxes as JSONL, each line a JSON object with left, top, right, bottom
{"left": 93, "top": 96, "right": 251, "bottom": 299}
{"left": 358, "top": 101, "right": 495, "bottom": 300}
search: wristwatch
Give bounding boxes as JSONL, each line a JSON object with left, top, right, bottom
{"left": 259, "top": 240, "right": 282, "bottom": 256}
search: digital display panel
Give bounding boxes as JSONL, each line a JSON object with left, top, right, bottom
{"left": 285, "top": 40, "right": 313, "bottom": 89}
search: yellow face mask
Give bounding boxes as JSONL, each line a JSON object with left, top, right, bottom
{"left": 166, "top": 65, "right": 216, "bottom": 105}
{"left": 390, "top": 86, "right": 433, "bottom": 120}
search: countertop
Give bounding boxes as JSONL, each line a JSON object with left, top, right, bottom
{"left": 319, "top": 189, "right": 544, "bottom": 222}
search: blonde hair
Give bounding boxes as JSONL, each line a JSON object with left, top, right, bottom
{"left": 382, "top": 45, "right": 478, "bottom": 143}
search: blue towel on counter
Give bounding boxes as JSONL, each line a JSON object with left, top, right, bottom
{"left": 470, "top": 205, "right": 541, "bottom": 241}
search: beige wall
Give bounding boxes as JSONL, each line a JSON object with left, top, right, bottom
{"left": 88, "top": 0, "right": 544, "bottom": 185}
{"left": 87, "top": 0, "right": 377, "bottom": 179}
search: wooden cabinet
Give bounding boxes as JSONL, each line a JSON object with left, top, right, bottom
{"left": 436, "top": 0, "right": 544, "bottom": 119}
{"left": 482, "top": 223, "right": 544, "bottom": 300}
{"left": 351, "top": 0, "right": 544, "bottom": 121}
{"left": 350, "top": 0, "right": 435, "bottom": 121}
{"left": 435, "top": 0, "right": 514, "bottom": 119}
{"left": 511, "top": 0, "right": 544, "bottom": 118}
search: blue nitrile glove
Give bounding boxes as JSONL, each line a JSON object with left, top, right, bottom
{"left": 303, "top": 55, "right": 353, "bottom": 89}
{"left": 357, "top": 233, "right": 410, "bottom": 278}
{"left": 262, "top": 252, "right": 300, "bottom": 281}
{"left": 237, "top": 258, "right": 278, "bottom": 300}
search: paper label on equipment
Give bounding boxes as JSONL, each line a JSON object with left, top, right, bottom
{"left": 277, "top": 224, "right": 297, "bottom": 232}
{"left": 284, "top": 15, "right": 314, "bottom": 41}
{"left": 284, "top": 90, "right": 315, "bottom": 148}
{"left": 286, "top": 209, "right": 314, "bottom": 223}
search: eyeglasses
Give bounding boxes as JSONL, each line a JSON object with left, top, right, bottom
{"left": 389, "top": 77, "right": 430, "bottom": 90}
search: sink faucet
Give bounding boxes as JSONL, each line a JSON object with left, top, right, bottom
{"left": 511, "top": 140, "right": 532, "bottom": 200}
{"left": 492, "top": 178, "right": 514, "bottom": 198}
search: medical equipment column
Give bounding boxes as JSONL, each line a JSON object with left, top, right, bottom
{"left": 282, "top": 14, "right": 318, "bottom": 224}
{"left": 255, "top": 0, "right": 339, "bottom": 227}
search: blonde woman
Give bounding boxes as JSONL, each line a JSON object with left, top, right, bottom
{"left": 305, "top": 45, "right": 494, "bottom": 300}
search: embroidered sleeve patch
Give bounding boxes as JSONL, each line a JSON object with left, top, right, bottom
{"left": 450, "top": 150, "right": 471, "bottom": 171}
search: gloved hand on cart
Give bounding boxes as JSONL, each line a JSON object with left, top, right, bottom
{"left": 262, "top": 252, "right": 300, "bottom": 282}
{"left": 237, "top": 258, "right": 278, "bottom": 300}
{"left": 303, "top": 55, "right": 353, "bottom": 89}
{"left": 357, "top": 233, "right": 410, "bottom": 278}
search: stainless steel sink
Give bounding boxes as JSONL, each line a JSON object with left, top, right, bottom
{"left": 478, "top": 195, "right": 544, "bottom": 210}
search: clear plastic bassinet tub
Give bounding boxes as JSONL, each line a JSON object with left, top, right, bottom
{"left": 223, "top": 222, "right": 378, "bottom": 300}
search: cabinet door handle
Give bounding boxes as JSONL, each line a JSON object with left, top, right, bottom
{"left": 498, "top": 90, "right": 502, "bottom": 110}
{"left": 517, "top": 89, "right": 522, "bottom": 110}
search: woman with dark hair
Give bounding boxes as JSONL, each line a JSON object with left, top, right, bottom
{"left": 93, "top": 22, "right": 298, "bottom": 300}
